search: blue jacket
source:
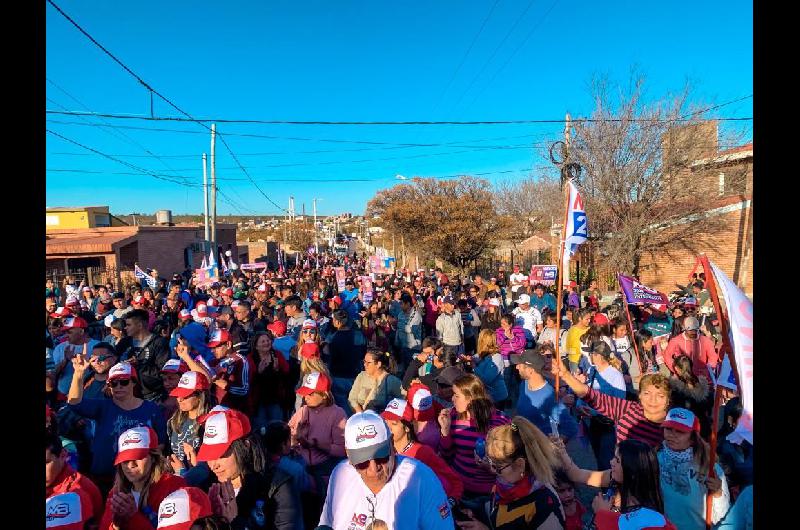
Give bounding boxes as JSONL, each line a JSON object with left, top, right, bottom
{"left": 473, "top": 355, "right": 508, "bottom": 403}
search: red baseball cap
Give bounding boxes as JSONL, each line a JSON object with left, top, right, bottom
{"left": 169, "top": 371, "right": 211, "bottom": 398}
{"left": 296, "top": 371, "right": 331, "bottom": 396}
{"left": 132, "top": 295, "right": 146, "bottom": 306}
{"left": 592, "top": 313, "right": 610, "bottom": 326}
{"left": 221, "top": 287, "right": 233, "bottom": 297}
{"left": 107, "top": 362, "right": 137, "bottom": 382}
{"left": 62, "top": 317, "right": 88, "bottom": 329}
{"left": 206, "top": 329, "right": 231, "bottom": 348}
{"left": 156, "top": 487, "right": 213, "bottom": 530}
{"left": 380, "top": 398, "right": 413, "bottom": 422}
{"left": 299, "top": 342, "right": 321, "bottom": 360}
{"left": 50, "top": 307, "right": 72, "bottom": 319}
{"left": 267, "top": 320, "right": 287, "bottom": 337}
{"left": 114, "top": 426, "right": 159, "bottom": 465}
{"left": 178, "top": 309, "right": 192, "bottom": 321}
{"left": 161, "top": 359, "right": 189, "bottom": 374}
{"left": 46, "top": 491, "right": 94, "bottom": 530}
{"left": 406, "top": 383, "right": 437, "bottom": 421}
{"left": 333, "top": 296, "right": 342, "bottom": 305}
{"left": 206, "top": 298, "right": 219, "bottom": 307}
{"left": 662, "top": 408, "right": 700, "bottom": 433}
{"left": 196, "top": 409, "right": 251, "bottom": 462}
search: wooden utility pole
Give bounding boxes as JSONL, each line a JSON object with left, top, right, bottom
{"left": 554, "top": 112, "right": 572, "bottom": 395}
{"left": 210, "top": 124, "right": 217, "bottom": 258}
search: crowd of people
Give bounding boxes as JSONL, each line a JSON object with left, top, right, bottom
{"left": 45, "top": 259, "right": 752, "bottom": 530}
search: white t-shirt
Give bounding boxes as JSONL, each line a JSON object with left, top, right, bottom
{"left": 319, "top": 455, "right": 454, "bottom": 530}
{"left": 512, "top": 306, "right": 542, "bottom": 341}
{"left": 509, "top": 273, "right": 526, "bottom": 292}
{"left": 52, "top": 339, "right": 100, "bottom": 394}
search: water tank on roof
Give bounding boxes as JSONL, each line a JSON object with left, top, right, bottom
{"left": 155, "top": 209, "right": 173, "bottom": 226}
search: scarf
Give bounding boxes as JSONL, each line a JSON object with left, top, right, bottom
{"left": 661, "top": 441, "right": 693, "bottom": 465}
{"left": 494, "top": 475, "right": 535, "bottom": 505}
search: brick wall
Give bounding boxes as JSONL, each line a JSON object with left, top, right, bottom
{"left": 135, "top": 225, "right": 238, "bottom": 277}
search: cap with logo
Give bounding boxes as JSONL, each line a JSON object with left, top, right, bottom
{"left": 257, "top": 284, "right": 268, "bottom": 293}
{"left": 221, "top": 287, "right": 233, "bottom": 297}
{"left": 662, "top": 407, "right": 700, "bottom": 433}
{"left": 191, "top": 303, "right": 208, "bottom": 320}
{"left": 161, "top": 359, "right": 189, "bottom": 374}
{"left": 103, "top": 314, "right": 117, "bottom": 327}
{"left": 380, "top": 398, "right": 412, "bottom": 422}
{"left": 344, "top": 411, "right": 392, "bottom": 466}
{"left": 517, "top": 294, "right": 531, "bottom": 305}
{"left": 156, "top": 487, "right": 213, "bottom": 530}
{"left": 206, "top": 329, "right": 231, "bottom": 348}
{"left": 196, "top": 409, "right": 251, "bottom": 461}
{"left": 114, "top": 426, "right": 159, "bottom": 464}
{"left": 510, "top": 350, "right": 546, "bottom": 373}
{"left": 206, "top": 298, "right": 219, "bottom": 308}
{"left": 406, "top": 383, "right": 437, "bottom": 421}
{"left": 196, "top": 404, "right": 231, "bottom": 424}
{"left": 132, "top": 295, "right": 146, "bottom": 306}
{"left": 170, "top": 371, "right": 211, "bottom": 398}
{"left": 488, "top": 298, "right": 501, "bottom": 307}
{"left": 178, "top": 309, "right": 192, "bottom": 321}
{"left": 296, "top": 371, "right": 331, "bottom": 396}
{"left": 50, "top": 307, "right": 72, "bottom": 319}
{"left": 62, "top": 317, "right": 88, "bottom": 330}
{"left": 108, "top": 362, "right": 137, "bottom": 382}
{"left": 46, "top": 491, "right": 93, "bottom": 530}
{"left": 302, "top": 319, "right": 318, "bottom": 330}
{"left": 299, "top": 342, "right": 321, "bottom": 360}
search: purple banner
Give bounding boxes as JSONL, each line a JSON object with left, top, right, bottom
{"left": 617, "top": 274, "right": 669, "bottom": 305}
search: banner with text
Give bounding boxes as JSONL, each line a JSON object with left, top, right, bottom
{"left": 334, "top": 267, "right": 347, "bottom": 293}
{"left": 617, "top": 274, "right": 669, "bottom": 306}
{"left": 529, "top": 265, "right": 558, "bottom": 286}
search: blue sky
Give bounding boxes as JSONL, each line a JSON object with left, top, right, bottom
{"left": 46, "top": 0, "right": 753, "bottom": 216}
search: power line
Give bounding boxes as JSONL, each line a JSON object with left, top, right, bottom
{"left": 430, "top": 0, "right": 502, "bottom": 113}
{"left": 46, "top": 129, "right": 199, "bottom": 188}
{"left": 45, "top": 109, "right": 753, "bottom": 125}
{"left": 439, "top": 0, "right": 538, "bottom": 121}
{"left": 47, "top": 0, "right": 289, "bottom": 215}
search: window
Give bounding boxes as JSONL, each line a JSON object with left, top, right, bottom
{"left": 94, "top": 214, "right": 111, "bottom": 227}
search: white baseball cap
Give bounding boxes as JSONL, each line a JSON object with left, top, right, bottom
{"left": 46, "top": 492, "right": 93, "bottom": 529}
{"left": 114, "top": 426, "right": 158, "bottom": 464}
{"left": 517, "top": 294, "right": 531, "bottom": 305}
{"left": 344, "top": 411, "right": 392, "bottom": 466}
{"left": 380, "top": 398, "right": 411, "bottom": 422}
{"left": 157, "top": 487, "right": 213, "bottom": 530}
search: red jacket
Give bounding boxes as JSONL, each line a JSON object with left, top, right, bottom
{"left": 402, "top": 441, "right": 464, "bottom": 500}
{"left": 99, "top": 473, "right": 186, "bottom": 530}
{"left": 662, "top": 333, "right": 718, "bottom": 379}
{"left": 47, "top": 463, "right": 104, "bottom": 522}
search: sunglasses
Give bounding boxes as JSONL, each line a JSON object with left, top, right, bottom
{"left": 302, "top": 329, "right": 317, "bottom": 334}
{"left": 91, "top": 354, "right": 114, "bottom": 362}
{"left": 353, "top": 456, "right": 390, "bottom": 471}
{"left": 108, "top": 379, "right": 131, "bottom": 388}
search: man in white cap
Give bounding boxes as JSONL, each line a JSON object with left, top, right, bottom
{"left": 319, "top": 411, "right": 454, "bottom": 530}
{"left": 512, "top": 294, "right": 543, "bottom": 349}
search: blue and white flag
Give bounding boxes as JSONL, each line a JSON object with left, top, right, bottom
{"left": 134, "top": 264, "right": 157, "bottom": 289}
{"left": 277, "top": 245, "right": 285, "bottom": 274}
{"left": 561, "top": 180, "right": 588, "bottom": 287}
{"left": 200, "top": 255, "right": 208, "bottom": 270}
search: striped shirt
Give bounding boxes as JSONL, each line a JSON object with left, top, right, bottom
{"left": 440, "top": 409, "right": 510, "bottom": 494}
{"left": 584, "top": 387, "right": 664, "bottom": 448}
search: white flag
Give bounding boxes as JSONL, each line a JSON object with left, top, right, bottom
{"left": 709, "top": 260, "right": 753, "bottom": 445}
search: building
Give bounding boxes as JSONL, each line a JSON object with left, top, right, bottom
{"left": 46, "top": 206, "right": 128, "bottom": 230}
{"left": 46, "top": 223, "right": 238, "bottom": 287}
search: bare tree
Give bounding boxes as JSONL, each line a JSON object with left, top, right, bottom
{"left": 565, "top": 73, "right": 747, "bottom": 276}
{"left": 494, "top": 172, "right": 563, "bottom": 248}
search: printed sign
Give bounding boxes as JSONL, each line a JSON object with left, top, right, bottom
{"left": 240, "top": 262, "right": 267, "bottom": 270}
{"left": 529, "top": 265, "right": 558, "bottom": 286}
{"left": 618, "top": 274, "right": 669, "bottom": 306}
{"left": 334, "top": 267, "right": 347, "bottom": 293}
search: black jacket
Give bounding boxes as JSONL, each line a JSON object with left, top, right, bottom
{"left": 120, "top": 334, "right": 171, "bottom": 402}
{"left": 231, "top": 468, "right": 300, "bottom": 530}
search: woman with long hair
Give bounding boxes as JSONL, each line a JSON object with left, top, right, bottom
{"left": 438, "top": 374, "right": 510, "bottom": 506}
{"left": 348, "top": 349, "right": 404, "bottom": 414}
{"left": 381, "top": 398, "right": 464, "bottom": 501}
{"left": 361, "top": 301, "right": 391, "bottom": 351}
{"left": 288, "top": 371, "right": 347, "bottom": 499}
{"left": 250, "top": 331, "right": 292, "bottom": 428}
{"left": 583, "top": 341, "right": 627, "bottom": 472}
{"left": 633, "top": 329, "right": 668, "bottom": 381}
{"left": 100, "top": 426, "right": 186, "bottom": 530}
{"left": 166, "top": 371, "right": 214, "bottom": 488}
{"left": 657, "top": 408, "right": 729, "bottom": 529}
{"left": 456, "top": 416, "right": 564, "bottom": 530}
{"left": 472, "top": 329, "right": 508, "bottom": 405}
{"left": 479, "top": 299, "right": 503, "bottom": 331}
{"left": 554, "top": 438, "right": 677, "bottom": 529}
{"left": 668, "top": 355, "right": 713, "bottom": 437}
{"left": 198, "top": 409, "right": 300, "bottom": 530}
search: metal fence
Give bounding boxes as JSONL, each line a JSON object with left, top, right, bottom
{"left": 45, "top": 266, "right": 138, "bottom": 292}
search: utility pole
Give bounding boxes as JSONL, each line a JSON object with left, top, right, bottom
{"left": 202, "top": 153, "right": 209, "bottom": 254}
{"left": 313, "top": 198, "right": 319, "bottom": 254}
{"left": 210, "top": 124, "right": 217, "bottom": 259}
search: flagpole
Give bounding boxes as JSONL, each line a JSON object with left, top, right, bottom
{"left": 698, "top": 254, "right": 740, "bottom": 530}
{"left": 554, "top": 179, "right": 572, "bottom": 396}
